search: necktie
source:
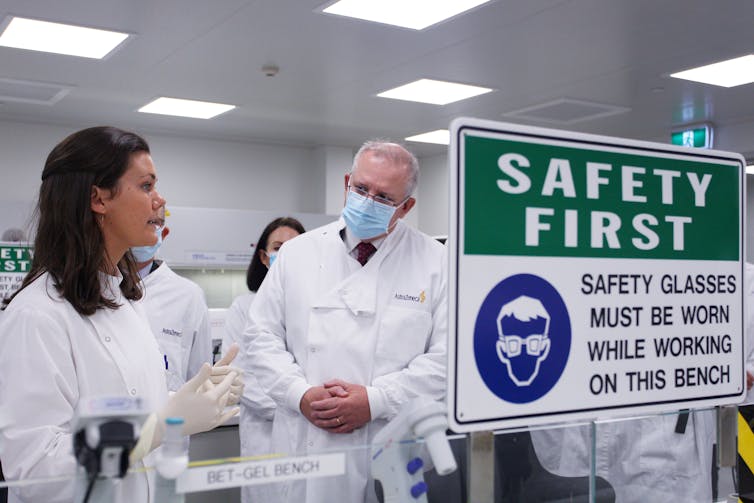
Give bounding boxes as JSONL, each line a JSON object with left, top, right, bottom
{"left": 355, "top": 241, "right": 376, "bottom": 266}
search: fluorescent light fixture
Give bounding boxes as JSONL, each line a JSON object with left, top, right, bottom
{"left": 670, "top": 55, "right": 754, "bottom": 88}
{"left": 746, "top": 165, "right": 754, "bottom": 175}
{"left": 378, "top": 79, "right": 492, "bottom": 105}
{"left": 406, "top": 129, "right": 450, "bottom": 145}
{"left": 138, "top": 97, "right": 235, "bottom": 119}
{"left": 322, "top": 0, "right": 493, "bottom": 30}
{"left": 0, "top": 17, "right": 129, "bottom": 59}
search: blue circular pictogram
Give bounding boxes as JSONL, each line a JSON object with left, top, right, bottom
{"left": 474, "top": 273, "right": 571, "bottom": 404}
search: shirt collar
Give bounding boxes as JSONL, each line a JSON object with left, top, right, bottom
{"left": 137, "top": 262, "right": 153, "bottom": 279}
{"left": 343, "top": 225, "right": 386, "bottom": 252}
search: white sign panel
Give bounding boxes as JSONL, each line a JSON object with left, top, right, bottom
{"left": 176, "top": 453, "right": 346, "bottom": 494}
{"left": 448, "top": 118, "right": 746, "bottom": 432}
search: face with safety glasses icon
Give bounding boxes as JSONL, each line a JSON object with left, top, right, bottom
{"left": 495, "top": 295, "right": 551, "bottom": 386}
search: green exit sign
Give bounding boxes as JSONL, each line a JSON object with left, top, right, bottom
{"left": 671, "top": 124, "right": 712, "bottom": 149}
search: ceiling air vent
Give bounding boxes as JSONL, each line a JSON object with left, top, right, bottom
{"left": 504, "top": 98, "right": 629, "bottom": 124}
{"left": 0, "top": 77, "right": 72, "bottom": 105}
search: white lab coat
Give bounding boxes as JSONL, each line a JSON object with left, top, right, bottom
{"left": 141, "top": 262, "right": 212, "bottom": 391}
{"left": 744, "top": 263, "right": 754, "bottom": 403}
{"left": 530, "top": 410, "right": 716, "bottom": 502}
{"left": 223, "top": 291, "right": 277, "bottom": 503}
{"left": 0, "top": 272, "right": 167, "bottom": 503}
{"left": 245, "top": 219, "right": 447, "bottom": 503}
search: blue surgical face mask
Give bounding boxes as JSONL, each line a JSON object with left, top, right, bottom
{"left": 131, "top": 227, "right": 163, "bottom": 263}
{"left": 266, "top": 251, "right": 277, "bottom": 268}
{"left": 342, "top": 190, "right": 398, "bottom": 240}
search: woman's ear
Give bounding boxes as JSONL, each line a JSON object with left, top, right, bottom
{"left": 90, "top": 185, "right": 108, "bottom": 216}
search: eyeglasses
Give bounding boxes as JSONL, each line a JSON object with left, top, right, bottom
{"left": 498, "top": 334, "right": 549, "bottom": 357}
{"left": 348, "top": 184, "right": 402, "bottom": 207}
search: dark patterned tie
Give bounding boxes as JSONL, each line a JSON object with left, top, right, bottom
{"left": 355, "top": 241, "right": 376, "bottom": 266}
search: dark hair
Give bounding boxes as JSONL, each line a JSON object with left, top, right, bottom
{"left": 246, "top": 217, "right": 305, "bottom": 292}
{"left": 5, "top": 126, "right": 150, "bottom": 315}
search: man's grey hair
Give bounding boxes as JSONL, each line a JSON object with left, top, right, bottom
{"left": 351, "top": 140, "right": 419, "bottom": 198}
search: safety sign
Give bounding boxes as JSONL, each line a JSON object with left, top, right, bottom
{"left": 447, "top": 118, "right": 745, "bottom": 432}
{"left": 0, "top": 242, "right": 32, "bottom": 303}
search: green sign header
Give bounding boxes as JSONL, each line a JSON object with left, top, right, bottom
{"left": 0, "top": 245, "right": 33, "bottom": 273}
{"left": 463, "top": 133, "right": 740, "bottom": 260}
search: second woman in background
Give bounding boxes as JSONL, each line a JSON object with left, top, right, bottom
{"left": 222, "top": 217, "right": 305, "bottom": 502}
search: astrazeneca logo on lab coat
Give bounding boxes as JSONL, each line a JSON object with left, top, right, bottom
{"left": 474, "top": 274, "right": 571, "bottom": 404}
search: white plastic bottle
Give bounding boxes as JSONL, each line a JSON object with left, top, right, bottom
{"left": 156, "top": 417, "right": 189, "bottom": 478}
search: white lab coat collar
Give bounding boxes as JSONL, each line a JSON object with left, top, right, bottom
{"left": 98, "top": 269, "right": 124, "bottom": 302}
{"left": 316, "top": 219, "right": 407, "bottom": 316}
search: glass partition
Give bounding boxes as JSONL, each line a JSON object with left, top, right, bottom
{"left": 0, "top": 406, "right": 738, "bottom": 503}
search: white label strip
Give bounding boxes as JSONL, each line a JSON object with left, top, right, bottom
{"left": 175, "top": 453, "right": 346, "bottom": 494}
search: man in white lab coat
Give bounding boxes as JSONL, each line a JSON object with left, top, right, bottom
{"left": 245, "top": 140, "right": 447, "bottom": 503}
{"left": 132, "top": 209, "right": 213, "bottom": 392}
{"left": 529, "top": 409, "right": 716, "bottom": 502}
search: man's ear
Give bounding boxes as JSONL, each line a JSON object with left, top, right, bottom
{"left": 399, "top": 197, "right": 416, "bottom": 216}
{"left": 90, "top": 186, "right": 109, "bottom": 216}
{"left": 343, "top": 173, "right": 351, "bottom": 205}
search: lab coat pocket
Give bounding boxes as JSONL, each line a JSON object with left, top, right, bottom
{"left": 156, "top": 336, "right": 184, "bottom": 392}
{"left": 375, "top": 306, "right": 432, "bottom": 373}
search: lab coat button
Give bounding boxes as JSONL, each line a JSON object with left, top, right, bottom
{"left": 130, "top": 388, "right": 137, "bottom": 396}
{"left": 308, "top": 441, "right": 314, "bottom": 447}
{"left": 310, "top": 347, "right": 316, "bottom": 353}
{"left": 104, "top": 336, "right": 111, "bottom": 342}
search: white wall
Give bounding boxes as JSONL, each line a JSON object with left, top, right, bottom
{"left": 0, "top": 119, "right": 432, "bottom": 235}
{"left": 417, "top": 153, "right": 449, "bottom": 237}
{"left": 315, "top": 145, "right": 353, "bottom": 216}
{"left": 0, "top": 119, "right": 325, "bottom": 210}
{"left": 0, "top": 121, "right": 67, "bottom": 207}
{"left": 150, "top": 134, "right": 323, "bottom": 213}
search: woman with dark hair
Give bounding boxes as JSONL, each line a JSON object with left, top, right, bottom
{"left": 245, "top": 217, "right": 306, "bottom": 293}
{"left": 221, "top": 216, "right": 304, "bottom": 503}
{"left": 0, "top": 127, "right": 240, "bottom": 503}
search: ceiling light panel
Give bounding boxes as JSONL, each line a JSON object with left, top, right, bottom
{"left": 378, "top": 79, "right": 492, "bottom": 105}
{"left": 0, "top": 17, "right": 129, "bottom": 59}
{"left": 405, "top": 129, "right": 450, "bottom": 145}
{"left": 322, "top": 0, "right": 493, "bottom": 30}
{"left": 670, "top": 55, "right": 754, "bottom": 88}
{"left": 138, "top": 97, "right": 235, "bottom": 119}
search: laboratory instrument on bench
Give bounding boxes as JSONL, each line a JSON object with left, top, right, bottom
{"left": 371, "top": 397, "right": 457, "bottom": 502}
{"left": 72, "top": 396, "right": 147, "bottom": 503}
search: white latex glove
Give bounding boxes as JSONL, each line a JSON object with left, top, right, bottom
{"left": 162, "top": 362, "right": 239, "bottom": 436}
{"left": 131, "top": 363, "right": 238, "bottom": 463}
{"left": 209, "top": 342, "right": 244, "bottom": 406}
